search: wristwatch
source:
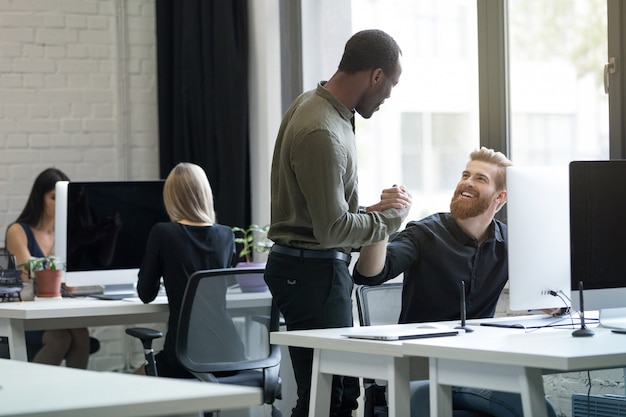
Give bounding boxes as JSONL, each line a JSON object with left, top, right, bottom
{"left": 358, "top": 206, "right": 367, "bottom": 214}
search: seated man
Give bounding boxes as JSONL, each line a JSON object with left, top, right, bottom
{"left": 353, "top": 147, "right": 557, "bottom": 417}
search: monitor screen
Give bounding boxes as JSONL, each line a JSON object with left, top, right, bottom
{"left": 55, "top": 180, "right": 169, "bottom": 288}
{"left": 570, "top": 160, "right": 626, "bottom": 328}
{"left": 507, "top": 166, "right": 571, "bottom": 311}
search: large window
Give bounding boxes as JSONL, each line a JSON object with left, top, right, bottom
{"left": 352, "top": 0, "right": 479, "bottom": 219}
{"left": 348, "top": 0, "right": 619, "bottom": 220}
{"left": 285, "top": 0, "right": 623, "bottom": 222}
{"left": 508, "top": 0, "right": 609, "bottom": 163}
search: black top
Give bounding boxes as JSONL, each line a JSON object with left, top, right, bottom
{"left": 137, "top": 222, "right": 236, "bottom": 375}
{"left": 19, "top": 222, "right": 45, "bottom": 258}
{"left": 353, "top": 213, "right": 508, "bottom": 323}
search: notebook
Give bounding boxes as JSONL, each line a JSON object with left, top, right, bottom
{"left": 342, "top": 325, "right": 459, "bottom": 341}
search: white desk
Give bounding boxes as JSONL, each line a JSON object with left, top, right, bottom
{"left": 270, "top": 324, "right": 429, "bottom": 417}
{"left": 271, "top": 319, "right": 626, "bottom": 417}
{"left": 0, "top": 289, "right": 272, "bottom": 361}
{"left": 0, "top": 358, "right": 261, "bottom": 417}
{"left": 401, "top": 323, "right": 626, "bottom": 417}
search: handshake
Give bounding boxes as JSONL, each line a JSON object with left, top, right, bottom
{"left": 360, "top": 185, "right": 412, "bottom": 221}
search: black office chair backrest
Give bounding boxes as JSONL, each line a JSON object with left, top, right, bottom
{"left": 355, "top": 283, "right": 403, "bottom": 326}
{"left": 175, "top": 267, "right": 281, "bottom": 376}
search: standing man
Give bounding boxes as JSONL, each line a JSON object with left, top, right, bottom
{"left": 354, "top": 147, "right": 557, "bottom": 417}
{"left": 265, "top": 29, "right": 412, "bottom": 417}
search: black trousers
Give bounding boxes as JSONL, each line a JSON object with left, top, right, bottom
{"left": 265, "top": 251, "right": 359, "bottom": 417}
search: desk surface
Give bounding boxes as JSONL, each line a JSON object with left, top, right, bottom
{"left": 0, "top": 289, "right": 272, "bottom": 361}
{"left": 0, "top": 358, "right": 261, "bottom": 417}
{"left": 402, "top": 322, "right": 626, "bottom": 372}
{"left": 0, "top": 288, "right": 272, "bottom": 319}
{"left": 272, "top": 319, "right": 626, "bottom": 372}
{"left": 0, "top": 297, "right": 169, "bottom": 320}
{"left": 271, "top": 324, "right": 406, "bottom": 357}
{"left": 271, "top": 317, "right": 626, "bottom": 417}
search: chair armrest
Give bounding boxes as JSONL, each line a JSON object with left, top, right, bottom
{"left": 263, "top": 363, "right": 282, "bottom": 404}
{"left": 125, "top": 327, "right": 163, "bottom": 350}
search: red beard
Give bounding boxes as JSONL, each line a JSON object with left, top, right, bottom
{"left": 450, "top": 188, "right": 492, "bottom": 219}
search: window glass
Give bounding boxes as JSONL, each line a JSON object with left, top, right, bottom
{"left": 509, "top": 0, "right": 609, "bottom": 164}
{"left": 352, "top": 0, "right": 479, "bottom": 220}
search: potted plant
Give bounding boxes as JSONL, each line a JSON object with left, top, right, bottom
{"left": 232, "top": 224, "right": 272, "bottom": 264}
{"left": 18, "top": 255, "right": 65, "bottom": 298}
{"left": 232, "top": 224, "right": 272, "bottom": 292}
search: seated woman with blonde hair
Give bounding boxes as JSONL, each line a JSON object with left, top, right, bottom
{"left": 136, "top": 162, "right": 237, "bottom": 377}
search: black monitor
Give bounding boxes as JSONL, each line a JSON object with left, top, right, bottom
{"left": 55, "top": 180, "right": 169, "bottom": 290}
{"left": 570, "top": 160, "right": 626, "bottom": 328}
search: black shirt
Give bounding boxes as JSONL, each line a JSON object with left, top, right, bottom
{"left": 137, "top": 222, "right": 236, "bottom": 375}
{"left": 353, "top": 213, "right": 508, "bottom": 323}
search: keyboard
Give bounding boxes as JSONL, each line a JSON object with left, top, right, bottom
{"left": 480, "top": 315, "right": 598, "bottom": 329}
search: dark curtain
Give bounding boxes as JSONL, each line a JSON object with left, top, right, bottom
{"left": 156, "top": 0, "right": 250, "bottom": 230}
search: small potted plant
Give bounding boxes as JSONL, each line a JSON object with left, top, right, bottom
{"left": 18, "top": 255, "right": 65, "bottom": 298}
{"left": 232, "top": 224, "right": 272, "bottom": 265}
{"left": 232, "top": 224, "right": 272, "bottom": 292}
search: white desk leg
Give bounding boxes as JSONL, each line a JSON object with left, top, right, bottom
{"left": 309, "top": 348, "right": 332, "bottom": 417}
{"left": 386, "top": 357, "right": 411, "bottom": 417}
{"left": 519, "top": 367, "right": 548, "bottom": 417}
{"left": 0, "top": 318, "right": 27, "bottom": 361}
{"left": 429, "top": 358, "right": 453, "bottom": 417}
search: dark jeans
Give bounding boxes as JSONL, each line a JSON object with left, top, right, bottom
{"left": 265, "top": 251, "right": 359, "bottom": 417}
{"left": 410, "top": 380, "right": 558, "bottom": 417}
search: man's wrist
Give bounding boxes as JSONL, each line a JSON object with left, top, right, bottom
{"left": 358, "top": 206, "right": 367, "bottom": 214}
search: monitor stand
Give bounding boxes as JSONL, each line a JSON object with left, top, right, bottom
{"left": 101, "top": 283, "right": 136, "bottom": 297}
{"left": 598, "top": 307, "right": 626, "bottom": 329}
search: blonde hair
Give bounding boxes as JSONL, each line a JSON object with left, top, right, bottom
{"left": 163, "top": 162, "right": 215, "bottom": 224}
{"left": 469, "top": 147, "right": 512, "bottom": 191}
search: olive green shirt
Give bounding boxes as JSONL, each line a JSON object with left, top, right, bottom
{"left": 269, "top": 83, "right": 403, "bottom": 253}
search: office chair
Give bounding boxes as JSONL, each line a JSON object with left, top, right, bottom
{"left": 356, "top": 283, "right": 404, "bottom": 327}
{"left": 355, "top": 283, "right": 403, "bottom": 417}
{"left": 126, "top": 267, "right": 282, "bottom": 417}
{"left": 355, "top": 284, "right": 494, "bottom": 417}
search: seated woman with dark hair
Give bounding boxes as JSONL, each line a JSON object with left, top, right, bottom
{"left": 5, "top": 167, "right": 91, "bottom": 368}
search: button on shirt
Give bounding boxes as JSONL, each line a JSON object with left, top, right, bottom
{"left": 353, "top": 212, "right": 508, "bottom": 323}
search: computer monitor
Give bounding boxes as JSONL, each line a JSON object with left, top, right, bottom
{"left": 55, "top": 180, "right": 169, "bottom": 291}
{"left": 570, "top": 160, "right": 626, "bottom": 328}
{"left": 506, "top": 166, "right": 571, "bottom": 311}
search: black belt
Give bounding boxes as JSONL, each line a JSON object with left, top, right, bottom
{"left": 271, "top": 244, "right": 351, "bottom": 263}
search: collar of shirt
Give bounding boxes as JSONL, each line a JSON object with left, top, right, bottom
{"left": 316, "top": 82, "right": 354, "bottom": 127}
{"left": 443, "top": 214, "right": 505, "bottom": 247}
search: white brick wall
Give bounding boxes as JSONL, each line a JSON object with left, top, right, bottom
{"left": 0, "top": 0, "right": 159, "bottom": 379}
{"left": 0, "top": 0, "right": 159, "bottom": 243}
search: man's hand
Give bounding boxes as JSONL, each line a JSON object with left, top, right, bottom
{"left": 365, "top": 185, "right": 412, "bottom": 218}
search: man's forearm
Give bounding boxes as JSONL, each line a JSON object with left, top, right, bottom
{"left": 355, "top": 237, "right": 388, "bottom": 277}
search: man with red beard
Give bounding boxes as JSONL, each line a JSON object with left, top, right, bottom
{"left": 354, "top": 146, "right": 511, "bottom": 324}
{"left": 353, "top": 147, "right": 557, "bottom": 417}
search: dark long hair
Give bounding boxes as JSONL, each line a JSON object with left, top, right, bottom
{"left": 15, "top": 168, "right": 69, "bottom": 227}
